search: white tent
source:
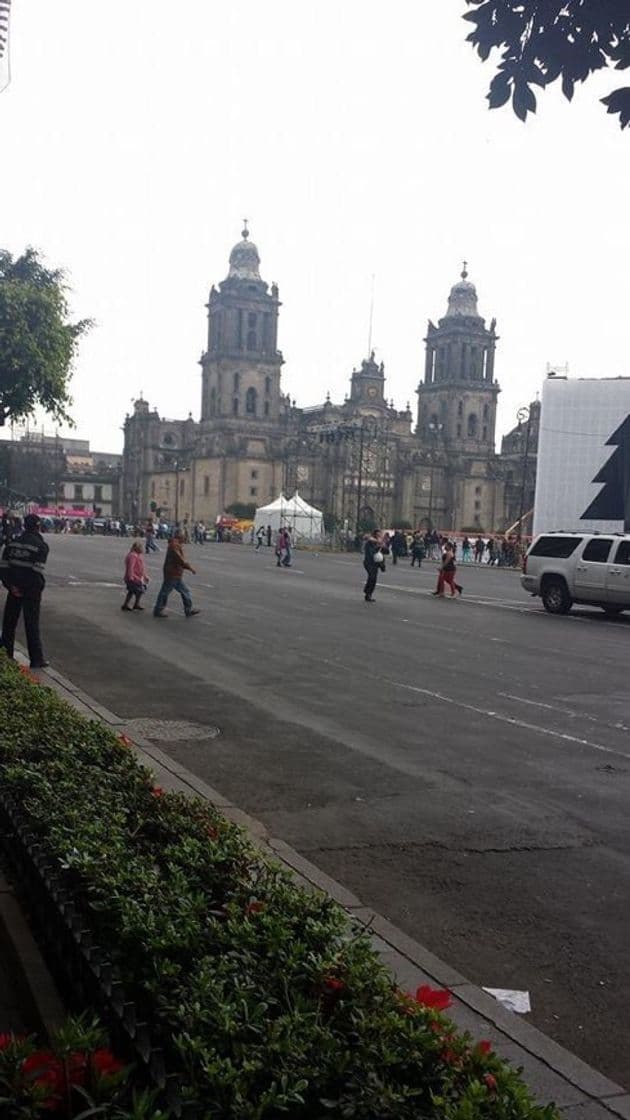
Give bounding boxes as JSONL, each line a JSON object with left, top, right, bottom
{"left": 254, "top": 491, "right": 324, "bottom": 542}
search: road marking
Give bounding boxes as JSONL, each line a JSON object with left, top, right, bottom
{"left": 389, "top": 680, "right": 630, "bottom": 762}
{"left": 499, "top": 692, "right": 630, "bottom": 733}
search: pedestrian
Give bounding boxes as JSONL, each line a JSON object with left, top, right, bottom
{"left": 153, "top": 529, "right": 200, "bottom": 618}
{"left": 255, "top": 525, "right": 266, "bottom": 551}
{"left": 145, "top": 519, "right": 159, "bottom": 553}
{"left": 266, "top": 524, "right": 272, "bottom": 547}
{"left": 362, "top": 529, "right": 383, "bottom": 602}
{"left": 275, "top": 527, "right": 291, "bottom": 567}
{"left": 122, "top": 540, "right": 149, "bottom": 612}
{"left": 462, "top": 536, "right": 472, "bottom": 563}
{"left": 410, "top": 531, "right": 425, "bottom": 568}
{"left": 432, "top": 542, "right": 463, "bottom": 598}
{"left": 391, "top": 529, "right": 405, "bottom": 565}
{"left": 0, "top": 513, "right": 50, "bottom": 668}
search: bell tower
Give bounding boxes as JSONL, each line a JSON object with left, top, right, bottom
{"left": 200, "top": 224, "right": 283, "bottom": 425}
{"left": 417, "top": 265, "right": 500, "bottom": 453}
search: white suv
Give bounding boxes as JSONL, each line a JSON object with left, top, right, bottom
{"left": 522, "top": 532, "right": 630, "bottom": 615}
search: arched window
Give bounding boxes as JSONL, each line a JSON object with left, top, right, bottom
{"left": 233, "top": 397, "right": 239, "bottom": 415}
{"left": 233, "top": 372, "right": 240, "bottom": 391}
{"left": 265, "top": 376, "right": 271, "bottom": 395}
{"left": 483, "top": 403, "right": 489, "bottom": 421}
{"left": 247, "top": 330, "right": 257, "bottom": 350}
{"left": 467, "top": 413, "right": 478, "bottom": 438}
{"left": 457, "top": 400, "right": 463, "bottom": 417}
{"left": 264, "top": 400, "right": 270, "bottom": 417}
{"left": 246, "top": 387, "right": 257, "bottom": 415}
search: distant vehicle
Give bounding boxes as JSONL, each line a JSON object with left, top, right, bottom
{"left": 522, "top": 532, "right": 630, "bottom": 615}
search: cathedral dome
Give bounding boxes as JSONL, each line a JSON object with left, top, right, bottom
{"left": 227, "top": 224, "right": 262, "bottom": 281}
{"left": 444, "top": 264, "right": 480, "bottom": 319}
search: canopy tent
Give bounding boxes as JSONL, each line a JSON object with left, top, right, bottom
{"left": 254, "top": 492, "right": 324, "bottom": 542}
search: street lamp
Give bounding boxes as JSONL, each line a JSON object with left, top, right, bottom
{"left": 427, "top": 420, "right": 443, "bottom": 531}
{"left": 516, "top": 405, "right": 532, "bottom": 540}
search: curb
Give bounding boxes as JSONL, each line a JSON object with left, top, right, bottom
{"left": 17, "top": 651, "right": 630, "bottom": 1114}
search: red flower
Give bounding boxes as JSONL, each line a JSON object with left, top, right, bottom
{"left": 91, "top": 1049, "right": 123, "bottom": 1079}
{"left": 117, "top": 734, "right": 133, "bottom": 747}
{"left": 322, "top": 976, "right": 345, "bottom": 994}
{"left": 206, "top": 824, "right": 219, "bottom": 840}
{"left": 414, "top": 985, "right": 453, "bottom": 1012}
{"left": 245, "top": 900, "right": 265, "bottom": 915}
{"left": 441, "top": 1048, "right": 461, "bottom": 1067}
{"left": 151, "top": 786, "right": 164, "bottom": 798}
{"left": 484, "top": 1073, "right": 498, "bottom": 1092}
{"left": 22, "top": 1051, "right": 65, "bottom": 1108}
{"left": 0, "top": 1032, "right": 13, "bottom": 1049}
{"left": 477, "top": 1039, "right": 493, "bottom": 1056}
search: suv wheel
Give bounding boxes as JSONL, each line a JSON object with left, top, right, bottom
{"left": 541, "top": 578, "right": 572, "bottom": 615}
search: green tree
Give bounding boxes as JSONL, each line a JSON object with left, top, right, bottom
{"left": 225, "top": 501, "right": 257, "bottom": 519}
{"left": 0, "top": 247, "right": 91, "bottom": 427}
{"left": 464, "top": 1, "right": 630, "bottom": 128}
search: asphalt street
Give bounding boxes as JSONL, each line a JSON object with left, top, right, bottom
{"left": 18, "top": 535, "right": 630, "bottom": 1086}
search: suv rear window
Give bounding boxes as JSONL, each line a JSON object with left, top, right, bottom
{"left": 582, "top": 538, "right": 613, "bottom": 563}
{"left": 529, "top": 535, "right": 582, "bottom": 558}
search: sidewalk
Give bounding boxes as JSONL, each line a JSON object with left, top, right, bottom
{"left": 11, "top": 649, "right": 630, "bottom": 1117}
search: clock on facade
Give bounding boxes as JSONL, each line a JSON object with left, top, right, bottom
{"left": 367, "top": 385, "right": 378, "bottom": 399}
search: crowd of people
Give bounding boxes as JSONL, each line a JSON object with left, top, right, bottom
{"left": 361, "top": 529, "right": 466, "bottom": 602}
{"left": 1, "top": 505, "right": 527, "bottom": 666}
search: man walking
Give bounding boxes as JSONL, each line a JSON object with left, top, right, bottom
{"left": 153, "top": 529, "right": 200, "bottom": 618}
{"left": 0, "top": 513, "right": 50, "bottom": 668}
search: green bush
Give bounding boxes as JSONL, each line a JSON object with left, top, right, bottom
{"left": 0, "top": 657, "right": 558, "bottom": 1120}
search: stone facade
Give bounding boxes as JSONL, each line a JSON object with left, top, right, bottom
{"left": 121, "top": 230, "right": 537, "bottom": 535}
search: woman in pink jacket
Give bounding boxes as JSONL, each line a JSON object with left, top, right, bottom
{"left": 122, "top": 541, "right": 149, "bottom": 611}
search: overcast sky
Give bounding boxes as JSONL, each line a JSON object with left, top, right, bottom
{"left": 2, "top": 1, "right": 629, "bottom": 453}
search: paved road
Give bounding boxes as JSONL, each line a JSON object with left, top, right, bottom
{"left": 25, "top": 536, "right": 630, "bottom": 1085}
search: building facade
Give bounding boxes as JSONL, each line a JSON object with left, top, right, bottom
{"left": 121, "top": 228, "right": 537, "bottom": 535}
{"left": 0, "top": 433, "right": 120, "bottom": 518}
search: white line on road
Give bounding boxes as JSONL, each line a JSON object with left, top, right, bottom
{"left": 389, "top": 680, "right": 630, "bottom": 762}
{"left": 499, "top": 692, "right": 630, "bottom": 733}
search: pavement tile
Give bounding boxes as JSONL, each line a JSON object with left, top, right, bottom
{"left": 561, "top": 1104, "right": 624, "bottom": 1120}
{"left": 496, "top": 1044, "right": 587, "bottom": 1107}
{"left": 374, "top": 946, "right": 436, "bottom": 993}
{"left": 602, "top": 1097, "right": 630, "bottom": 1120}
{"left": 273, "top": 845, "right": 363, "bottom": 908}
{"left": 367, "top": 912, "right": 467, "bottom": 987}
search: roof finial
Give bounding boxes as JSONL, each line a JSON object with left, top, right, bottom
{"left": 242, "top": 218, "right": 249, "bottom": 239}
{"left": 461, "top": 260, "right": 468, "bottom": 280}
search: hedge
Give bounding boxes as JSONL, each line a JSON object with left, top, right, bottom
{"left": 0, "top": 656, "right": 558, "bottom": 1120}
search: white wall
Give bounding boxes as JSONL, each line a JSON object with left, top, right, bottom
{"left": 534, "top": 377, "right": 630, "bottom": 535}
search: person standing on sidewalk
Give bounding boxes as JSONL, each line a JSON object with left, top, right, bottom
{"left": 432, "top": 542, "right": 463, "bottom": 598}
{"left": 362, "top": 529, "right": 383, "bottom": 603}
{"left": 153, "top": 530, "right": 200, "bottom": 618}
{"left": 0, "top": 513, "right": 49, "bottom": 668}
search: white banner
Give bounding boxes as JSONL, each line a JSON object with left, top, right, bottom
{"left": 534, "top": 376, "right": 630, "bottom": 535}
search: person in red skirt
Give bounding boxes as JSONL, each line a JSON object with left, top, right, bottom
{"left": 432, "top": 542, "right": 463, "bottom": 598}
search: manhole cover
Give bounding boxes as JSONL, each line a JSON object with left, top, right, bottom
{"left": 119, "top": 718, "right": 220, "bottom": 742}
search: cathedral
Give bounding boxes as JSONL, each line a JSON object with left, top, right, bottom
{"left": 121, "top": 226, "right": 537, "bottom": 535}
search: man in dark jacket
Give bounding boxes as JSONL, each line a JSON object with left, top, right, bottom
{"left": 153, "top": 530, "right": 200, "bottom": 618}
{"left": 0, "top": 513, "right": 49, "bottom": 668}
